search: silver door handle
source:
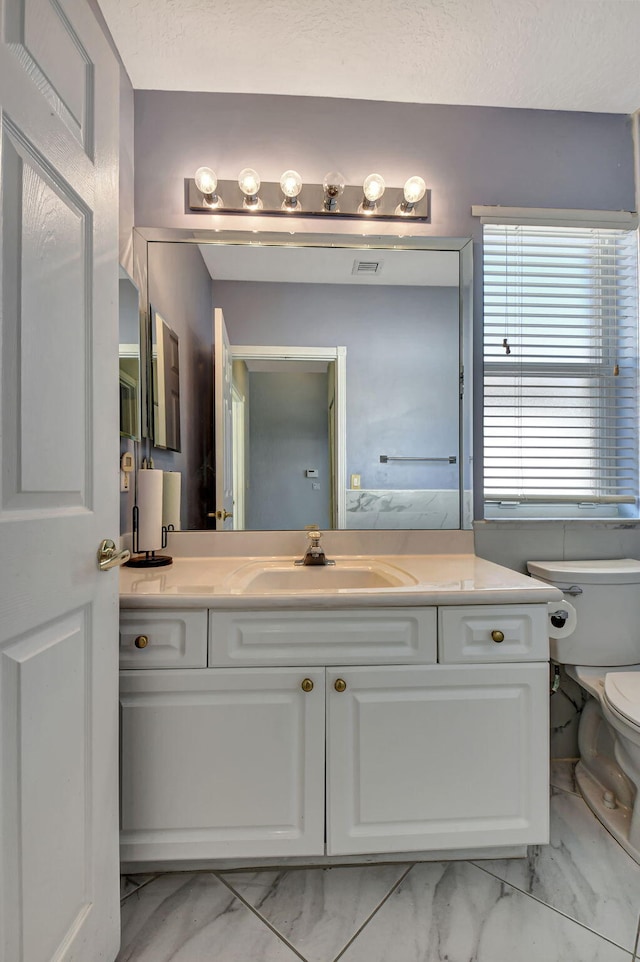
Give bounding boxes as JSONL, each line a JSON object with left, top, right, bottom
{"left": 98, "top": 539, "right": 130, "bottom": 570}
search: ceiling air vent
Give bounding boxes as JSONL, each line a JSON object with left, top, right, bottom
{"left": 352, "top": 259, "right": 383, "bottom": 276}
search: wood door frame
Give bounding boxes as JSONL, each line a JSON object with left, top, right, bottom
{"left": 232, "top": 345, "right": 347, "bottom": 528}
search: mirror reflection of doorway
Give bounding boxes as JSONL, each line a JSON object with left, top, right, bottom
{"left": 216, "top": 325, "right": 346, "bottom": 531}
{"left": 235, "top": 358, "right": 334, "bottom": 530}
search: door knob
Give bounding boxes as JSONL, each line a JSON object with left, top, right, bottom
{"left": 301, "top": 678, "right": 314, "bottom": 692}
{"left": 210, "top": 509, "right": 233, "bottom": 520}
{"left": 334, "top": 678, "right": 347, "bottom": 692}
{"left": 97, "top": 539, "right": 130, "bottom": 571}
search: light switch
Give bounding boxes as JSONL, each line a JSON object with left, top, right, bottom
{"left": 121, "top": 452, "right": 134, "bottom": 492}
{"left": 350, "top": 473, "right": 361, "bottom": 489}
{"left": 306, "top": 468, "right": 318, "bottom": 478}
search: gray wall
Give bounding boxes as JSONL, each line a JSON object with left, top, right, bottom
{"left": 119, "top": 276, "right": 139, "bottom": 343}
{"left": 248, "top": 371, "right": 330, "bottom": 530}
{"left": 117, "top": 63, "right": 136, "bottom": 537}
{"left": 216, "top": 280, "right": 460, "bottom": 491}
{"left": 132, "top": 90, "right": 638, "bottom": 569}
{"left": 147, "top": 242, "right": 214, "bottom": 529}
{"left": 119, "top": 67, "right": 135, "bottom": 276}
{"left": 133, "top": 92, "right": 634, "bottom": 237}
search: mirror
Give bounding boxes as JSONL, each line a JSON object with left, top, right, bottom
{"left": 135, "top": 230, "right": 473, "bottom": 532}
{"left": 119, "top": 267, "right": 141, "bottom": 441}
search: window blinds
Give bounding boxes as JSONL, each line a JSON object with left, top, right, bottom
{"left": 483, "top": 224, "right": 639, "bottom": 505}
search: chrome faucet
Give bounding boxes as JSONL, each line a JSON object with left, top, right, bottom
{"left": 295, "top": 527, "right": 336, "bottom": 566}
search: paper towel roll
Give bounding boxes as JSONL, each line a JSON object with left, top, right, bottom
{"left": 547, "top": 600, "right": 577, "bottom": 639}
{"left": 136, "top": 468, "right": 163, "bottom": 551}
{"left": 162, "top": 471, "right": 182, "bottom": 531}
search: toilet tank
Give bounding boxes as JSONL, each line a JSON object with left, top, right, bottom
{"left": 527, "top": 559, "right": 640, "bottom": 667}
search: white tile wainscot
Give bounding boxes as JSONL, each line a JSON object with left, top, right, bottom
{"left": 118, "top": 553, "right": 561, "bottom": 871}
{"left": 345, "top": 489, "right": 473, "bottom": 530}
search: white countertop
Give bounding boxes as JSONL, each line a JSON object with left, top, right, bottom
{"left": 119, "top": 554, "right": 562, "bottom": 609}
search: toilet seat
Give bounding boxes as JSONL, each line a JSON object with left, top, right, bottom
{"left": 603, "top": 672, "right": 640, "bottom": 730}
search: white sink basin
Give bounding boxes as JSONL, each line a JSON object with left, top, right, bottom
{"left": 228, "top": 560, "right": 417, "bottom": 593}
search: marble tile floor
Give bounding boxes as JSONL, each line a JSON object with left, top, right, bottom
{"left": 118, "top": 762, "right": 640, "bottom": 962}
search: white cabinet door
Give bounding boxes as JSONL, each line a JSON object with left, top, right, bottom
{"left": 120, "top": 668, "right": 325, "bottom": 863}
{"left": 326, "top": 663, "right": 548, "bottom": 855}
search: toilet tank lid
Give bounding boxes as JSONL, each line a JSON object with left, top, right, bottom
{"left": 527, "top": 558, "right": 640, "bottom": 584}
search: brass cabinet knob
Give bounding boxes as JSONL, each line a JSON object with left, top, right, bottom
{"left": 301, "top": 678, "right": 314, "bottom": 692}
{"left": 134, "top": 635, "right": 149, "bottom": 649}
{"left": 334, "top": 678, "right": 347, "bottom": 692}
{"left": 491, "top": 630, "right": 505, "bottom": 643}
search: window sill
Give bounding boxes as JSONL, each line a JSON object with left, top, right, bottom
{"left": 475, "top": 518, "right": 640, "bottom": 529}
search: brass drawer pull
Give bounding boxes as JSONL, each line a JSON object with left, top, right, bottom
{"left": 134, "top": 635, "right": 149, "bottom": 649}
{"left": 491, "top": 630, "right": 505, "bottom": 643}
{"left": 334, "top": 678, "right": 347, "bottom": 692}
{"left": 301, "top": 678, "right": 314, "bottom": 692}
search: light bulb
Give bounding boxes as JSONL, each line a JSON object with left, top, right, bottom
{"left": 403, "top": 175, "right": 426, "bottom": 205}
{"left": 280, "top": 170, "right": 302, "bottom": 198}
{"left": 323, "top": 171, "right": 345, "bottom": 195}
{"left": 397, "top": 175, "right": 427, "bottom": 215}
{"left": 238, "top": 168, "right": 261, "bottom": 209}
{"left": 280, "top": 170, "right": 303, "bottom": 210}
{"left": 194, "top": 166, "right": 217, "bottom": 196}
{"left": 322, "top": 171, "right": 346, "bottom": 211}
{"left": 363, "top": 173, "right": 386, "bottom": 204}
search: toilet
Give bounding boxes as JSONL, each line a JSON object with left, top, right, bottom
{"left": 527, "top": 558, "right": 640, "bottom": 865}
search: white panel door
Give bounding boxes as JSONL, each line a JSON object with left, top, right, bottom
{"left": 0, "top": 2, "right": 121, "bottom": 960}
{"left": 326, "top": 663, "right": 549, "bottom": 855}
{"left": 120, "top": 668, "right": 325, "bottom": 863}
{"left": 214, "top": 307, "right": 234, "bottom": 529}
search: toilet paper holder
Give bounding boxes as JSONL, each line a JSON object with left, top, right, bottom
{"left": 547, "top": 600, "right": 578, "bottom": 639}
{"left": 550, "top": 608, "right": 570, "bottom": 629}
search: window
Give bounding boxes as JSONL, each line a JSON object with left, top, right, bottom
{"left": 483, "top": 224, "right": 639, "bottom": 517}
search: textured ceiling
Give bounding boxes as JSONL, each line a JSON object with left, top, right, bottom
{"left": 99, "top": 0, "right": 640, "bottom": 113}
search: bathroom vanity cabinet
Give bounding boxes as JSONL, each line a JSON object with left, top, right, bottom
{"left": 119, "top": 602, "right": 550, "bottom": 865}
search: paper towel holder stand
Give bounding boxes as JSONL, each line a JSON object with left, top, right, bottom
{"left": 125, "top": 506, "right": 173, "bottom": 567}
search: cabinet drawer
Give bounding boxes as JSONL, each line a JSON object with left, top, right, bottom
{"left": 119, "top": 610, "right": 208, "bottom": 668}
{"left": 208, "top": 608, "right": 437, "bottom": 666}
{"left": 438, "top": 605, "right": 548, "bottom": 663}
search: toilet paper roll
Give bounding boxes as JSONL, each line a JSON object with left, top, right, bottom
{"left": 547, "top": 600, "right": 578, "bottom": 639}
{"left": 162, "top": 471, "right": 182, "bottom": 531}
{"left": 136, "top": 468, "right": 163, "bottom": 551}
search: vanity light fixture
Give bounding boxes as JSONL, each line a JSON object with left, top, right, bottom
{"left": 322, "top": 171, "right": 346, "bottom": 211}
{"left": 360, "top": 173, "right": 386, "bottom": 212}
{"left": 238, "top": 167, "right": 262, "bottom": 209}
{"left": 188, "top": 169, "right": 429, "bottom": 220}
{"left": 398, "top": 175, "right": 427, "bottom": 215}
{"left": 194, "top": 166, "right": 221, "bottom": 208}
{"left": 280, "top": 169, "right": 303, "bottom": 210}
